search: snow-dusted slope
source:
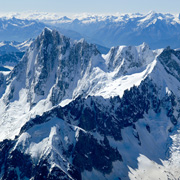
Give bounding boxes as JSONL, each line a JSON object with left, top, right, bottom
{"left": 0, "top": 28, "right": 180, "bottom": 179}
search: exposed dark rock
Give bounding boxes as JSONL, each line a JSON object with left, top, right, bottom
{"left": 48, "top": 166, "right": 72, "bottom": 180}
{"left": 73, "top": 131, "right": 122, "bottom": 174}
{"left": 146, "top": 124, "right": 151, "bottom": 133}
{"left": 158, "top": 48, "right": 180, "bottom": 82}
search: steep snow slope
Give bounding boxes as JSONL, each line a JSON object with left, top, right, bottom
{"left": 127, "top": 48, "right": 180, "bottom": 180}
{"left": 0, "top": 28, "right": 180, "bottom": 179}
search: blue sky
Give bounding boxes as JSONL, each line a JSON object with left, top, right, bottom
{"left": 0, "top": 0, "right": 179, "bottom": 14}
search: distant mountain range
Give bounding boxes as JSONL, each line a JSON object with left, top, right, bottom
{"left": 45, "top": 11, "right": 180, "bottom": 49}
{"left": 0, "top": 40, "right": 33, "bottom": 69}
{"left": 0, "top": 11, "right": 180, "bottom": 50}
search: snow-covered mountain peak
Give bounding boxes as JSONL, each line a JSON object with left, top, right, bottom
{"left": 145, "top": 10, "right": 166, "bottom": 19}
{"left": 77, "top": 38, "right": 86, "bottom": 44}
{"left": 147, "top": 10, "right": 157, "bottom": 15}
{"left": 1, "top": 26, "right": 180, "bottom": 179}
{"left": 138, "top": 11, "right": 179, "bottom": 28}
{"left": 42, "top": 26, "right": 52, "bottom": 34}
{"left": 37, "top": 27, "right": 68, "bottom": 46}
{"left": 4, "top": 28, "right": 104, "bottom": 105}
{"left": 0, "top": 29, "right": 159, "bottom": 141}
{"left": 58, "top": 16, "right": 71, "bottom": 22}
{"left": 1, "top": 28, "right": 180, "bottom": 145}
{"left": 104, "top": 43, "right": 154, "bottom": 74}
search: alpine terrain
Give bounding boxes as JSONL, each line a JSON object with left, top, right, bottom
{"left": 1, "top": 11, "right": 180, "bottom": 50}
{"left": 38, "top": 11, "right": 180, "bottom": 49}
{"left": 0, "top": 28, "right": 180, "bottom": 180}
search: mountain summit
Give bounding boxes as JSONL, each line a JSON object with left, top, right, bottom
{"left": 0, "top": 28, "right": 180, "bottom": 179}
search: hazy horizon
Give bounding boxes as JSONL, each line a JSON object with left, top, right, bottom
{"left": 0, "top": 10, "right": 179, "bottom": 21}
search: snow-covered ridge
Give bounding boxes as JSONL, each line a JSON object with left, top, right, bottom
{"left": 1, "top": 11, "right": 179, "bottom": 24}
{"left": 0, "top": 11, "right": 180, "bottom": 49}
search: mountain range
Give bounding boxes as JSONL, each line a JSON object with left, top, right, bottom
{"left": 0, "top": 11, "right": 180, "bottom": 50}
{"left": 46, "top": 11, "right": 180, "bottom": 49}
{"left": 0, "top": 39, "right": 34, "bottom": 73}
{"left": 0, "top": 27, "right": 180, "bottom": 179}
